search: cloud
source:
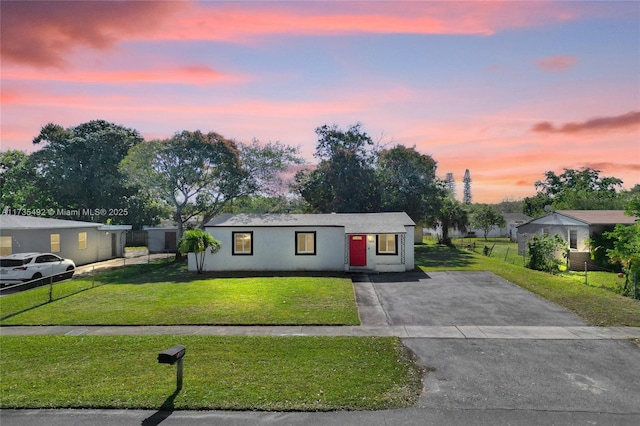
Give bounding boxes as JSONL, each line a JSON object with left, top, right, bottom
{"left": 531, "top": 111, "right": 640, "bottom": 134}
{"left": 2, "top": 64, "right": 246, "bottom": 86}
{"left": 1, "top": 0, "right": 596, "bottom": 67}
{"left": 537, "top": 56, "right": 578, "bottom": 72}
{"left": 0, "top": 0, "right": 180, "bottom": 67}
{"left": 582, "top": 162, "right": 640, "bottom": 173}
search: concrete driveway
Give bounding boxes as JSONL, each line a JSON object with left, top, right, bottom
{"left": 366, "top": 271, "right": 640, "bottom": 421}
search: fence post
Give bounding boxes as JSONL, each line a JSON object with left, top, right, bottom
{"left": 584, "top": 262, "right": 588, "bottom": 285}
{"left": 92, "top": 265, "right": 95, "bottom": 288}
{"left": 504, "top": 247, "right": 510, "bottom": 262}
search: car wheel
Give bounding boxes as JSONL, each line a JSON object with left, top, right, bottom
{"left": 63, "top": 266, "right": 75, "bottom": 279}
{"left": 31, "top": 272, "right": 43, "bottom": 284}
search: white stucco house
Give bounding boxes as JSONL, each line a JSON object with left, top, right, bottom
{"left": 516, "top": 210, "right": 637, "bottom": 270}
{"left": 0, "top": 215, "right": 131, "bottom": 265}
{"left": 188, "top": 212, "right": 415, "bottom": 273}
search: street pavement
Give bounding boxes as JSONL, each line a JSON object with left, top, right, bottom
{"left": 2, "top": 271, "right": 639, "bottom": 425}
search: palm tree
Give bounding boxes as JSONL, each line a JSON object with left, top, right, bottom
{"left": 178, "top": 228, "right": 221, "bottom": 274}
{"left": 430, "top": 197, "right": 469, "bottom": 246}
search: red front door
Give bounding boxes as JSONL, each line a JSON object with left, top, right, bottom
{"left": 349, "top": 235, "right": 367, "bottom": 267}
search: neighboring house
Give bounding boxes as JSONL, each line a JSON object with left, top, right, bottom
{"left": 516, "top": 210, "right": 637, "bottom": 271}
{"left": 424, "top": 213, "right": 531, "bottom": 241}
{"left": 0, "top": 215, "right": 131, "bottom": 266}
{"left": 143, "top": 225, "right": 178, "bottom": 253}
{"left": 189, "top": 212, "right": 415, "bottom": 273}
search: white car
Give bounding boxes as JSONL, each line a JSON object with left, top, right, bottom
{"left": 0, "top": 253, "right": 75, "bottom": 283}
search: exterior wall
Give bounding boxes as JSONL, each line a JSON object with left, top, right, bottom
{"left": 517, "top": 222, "right": 590, "bottom": 256}
{"left": 364, "top": 228, "right": 414, "bottom": 272}
{"left": 191, "top": 225, "right": 415, "bottom": 272}
{"left": 0, "top": 227, "right": 127, "bottom": 265}
{"left": 197, "top": 226, "right": 346, "bottom": 272}
{"left": 146, "top": 228, "right": 178, "bottom": 253}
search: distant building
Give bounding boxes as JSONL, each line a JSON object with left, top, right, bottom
{"left": 0, "top": 215, "right": 131, "bottom": 265}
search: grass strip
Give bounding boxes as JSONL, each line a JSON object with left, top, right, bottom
{"left": 0, "top": 335, "right": 422, "bottom": 411}
{"left": 416, "top": 244, "right": 640, "bottom": 326}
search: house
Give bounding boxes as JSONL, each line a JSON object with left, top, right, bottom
{"left": 516, "top": 210, "right": 637, "bottom": 270}
{"left": 424, "top": 213, "right": 531, "bottom": 241}
{"left": 0, "top": 215, "right": 131, "bottom": 265}
{"left": 188, "top": 212, "right": 415, "bottom": 273}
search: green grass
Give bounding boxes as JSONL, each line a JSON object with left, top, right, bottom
{"left": 0, "top": 273, "right": 359, "bottom": 325}
{"left": 0, "top": 335, "right": 422, "bottom": 411}
{"left": 415, "top": 243, "right": 640, "bottom": 326}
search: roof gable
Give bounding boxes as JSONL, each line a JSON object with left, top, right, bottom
{"left": 205, "top": 212, "right": 415, "bottom": 234}
{"left": 518, "top": 210, "right": 637, "bottom": 227}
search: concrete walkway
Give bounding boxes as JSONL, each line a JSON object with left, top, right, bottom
{"left": 2, "top": 324, "right": 640, "bottom": 339}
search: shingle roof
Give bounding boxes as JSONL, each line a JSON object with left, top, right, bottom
{"left": 205, "top": 212, "right": 415, "bottom": 234}
{"left": 556, "top": 210, "right": 637, "bottom": 225}
{"left": 0, "top": 215, "right": 131, "bottom": 231}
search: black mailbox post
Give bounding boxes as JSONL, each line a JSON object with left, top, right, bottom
{"left": 158, "top": 345, "right": 186, "bottom": 390}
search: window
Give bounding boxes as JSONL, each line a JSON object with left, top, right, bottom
{"left": 50, "top": 234, "right": 60, "bottom": 252}
{"left": 376, "top": 234, "right": 397, "bottom": 255}
{"left": 0, "top": 236, "right": 12, "bottom": 256}
{"left": 542, "top": 228, "right": 549, "bottom": 236}
{"left": 296, "top": 232, "right": 316, "bottom": 255}
{"left": 78, "top": 232, "right": 87, "bottom": 250}
{"left": 569, "top": 230, "right": 578, "bottom": 250}
{"left": 233, "top": 232, "right": 253, "bottom": 255}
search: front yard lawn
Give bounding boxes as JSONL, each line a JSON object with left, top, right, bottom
{"left": 0, "top": 335, "right": 422, "bottom": 411}
{"left": 0, "top": 274, "right": 359, "bottom": 326}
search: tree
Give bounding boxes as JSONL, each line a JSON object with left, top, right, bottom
{"left": 604, "top": 198, "right": 640, "bottom": 297}
{"left": 295, "top": 123, "right": 380, "bottom": 213}
{"left": 178, "top": 228, "right": 221, "bottom": 274}
{"left": 376, "top": 145, "right": 439, "bottom": 222}
{"left": 463, "top": 169, "right": 472, "bottom": 204}
{"left": 527, "top": 234, "right": 567, "bottom": 273}
{"left": 0, "top": 150, "right": 47, "bottom": 209}
{"left": 427, "top": 195, "right": 469, "bottom": 245}
{"left": 524, "top": 167, "right": 625, "bottom": 216}
{"left": 471, "top": 205, "right": 506, "bottom": 240}
{"left": 234, "top": 139, "right": 304, "bottom": 206}
{"left": 445, "top": 173, "right": 456, "bottom": 199}
{"left": 120, "top": 130, "right": 245, "bottom": 242}
{"left": 28, "top": 120, "right": 162, "bottom": 228}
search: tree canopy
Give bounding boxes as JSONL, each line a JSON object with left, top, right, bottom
{"left": 376, "top": 145, "right": 439, "bottom": 222}
{"left": 524, "top": 167, "right": 625, "bottom": 216}
{"left": 120, "top": 130, "right": 245, "bottom": 239}
{"left": 470, "top": 204, "right": 506, "bottom": 240}
{"left": 295, "top": 124, "right": 380, "bottom": 213}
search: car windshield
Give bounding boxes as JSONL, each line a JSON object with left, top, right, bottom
{"left": 0, "top": 258, "right": 30, "bottom": 267}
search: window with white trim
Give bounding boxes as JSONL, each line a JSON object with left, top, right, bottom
{"left": 376, "top": 234, "right": 397, "bottom": 255}
{"left": 295, "top": 232, "right": 316, "bottom": 255}
{"left": 233, "top": 232, "right": 253, "bottom": 255}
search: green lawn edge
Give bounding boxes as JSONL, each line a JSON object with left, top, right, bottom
{"left": 0, "top": 335, "right": 423, "bottom": 411}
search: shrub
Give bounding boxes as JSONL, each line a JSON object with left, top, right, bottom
{"left": 527, "top": 234, "right": 567, "bottom": 273}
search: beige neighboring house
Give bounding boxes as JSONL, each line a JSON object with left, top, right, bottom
{"left": 516, "top": 210, "right": 637, "bottom": 271}
{"left": 0, "top": 215, "right": 131, "bottom": 265}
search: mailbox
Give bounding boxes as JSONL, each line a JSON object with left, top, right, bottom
{"left": 158, "top": 345, "right": 186, "bottom": 365}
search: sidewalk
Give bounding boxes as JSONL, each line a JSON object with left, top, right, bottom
{"left": 1, "top": 324, "right": 639, "bottom": 339}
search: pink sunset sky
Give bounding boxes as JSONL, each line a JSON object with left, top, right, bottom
{"left": 1, "top": 0, "right": 638, "bottom": 203}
